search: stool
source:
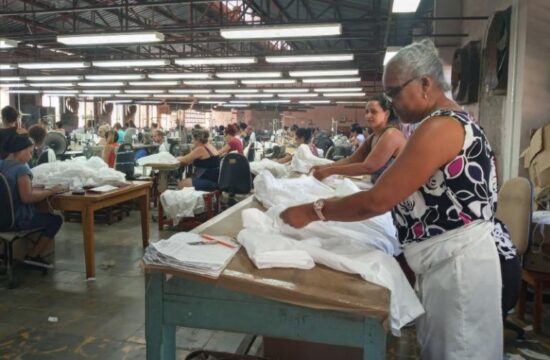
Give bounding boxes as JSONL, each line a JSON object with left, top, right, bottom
{"left": 517, "top": 269, "right": 550, "bottom": 333}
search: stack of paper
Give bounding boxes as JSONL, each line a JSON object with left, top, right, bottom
{"left": 143, "top": 232, "right": 240, "bottom": 278}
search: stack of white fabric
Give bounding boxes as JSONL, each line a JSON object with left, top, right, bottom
{"left": 32, "top": 156, "right": 126, "bottom": 189}
{"left": 249, "top": 158, "right": 290, "bottom": 178}
{"left": 160, "top": 188, "right": 207, "bottom": 224}
{"left": 290, "top": 144, "right": 332, "bottom": 173}
{"left": 137, "top": 152, "right": 179, "bottom": 166}
{"left": 238, "top": 171, "right": 424, "bottom": 335}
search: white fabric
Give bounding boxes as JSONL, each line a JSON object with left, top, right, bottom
{"left": 403, "top": 221, "right": 502, "bottom": 360}
{"left": 533, "top": 211, "right": 550, "bottom": 225}
{"left": 31, "top": 156, "right": 126, "bottom": 189}
{"left": 45, "top": 148, "right": 57, "bottom": 163}
{"left": 137, "top": 151, "right": 179, "bottom": 166}
{"left": 250, "top": 159, "right": 290, "bottom": 178}
{"left": 290, "top": 144, "right": 332, "bottom": 173}
{"left": 238, "top": 207, "right": 423, "bottom": 336}
{"left": 160, "top": 187, "right": 207, "bottom": 224}
{"left": 158, "top": 141, "right": 170, "bottom": 153}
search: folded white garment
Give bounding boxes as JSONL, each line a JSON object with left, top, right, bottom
{"left": 290, "top": 144, "right": 332, "bottom": 173}
{"left": 160, "top": 187, "right": 207, "bottom": 224}
{"left": 137, "top": 151, "right": 179, "bottom": 166}
{"left": 238, "top": 208, "right": 423, "bottom": 336}
{"left": 32, "top": 156, "right": 126, "bottom": 189}
{"left": 249, "top": 158, "right": 290, "bottom": 178}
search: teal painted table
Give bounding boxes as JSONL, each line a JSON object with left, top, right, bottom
{"left": 144, "top": 197, "right": 390, "bottom": 360}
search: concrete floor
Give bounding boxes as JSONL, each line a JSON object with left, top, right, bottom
{"left": 1, "top": 209, "right": 549, "bottom": 359}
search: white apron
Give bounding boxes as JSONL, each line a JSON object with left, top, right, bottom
{"left": 403, "top": 221, "right": 502, "bottom": 360}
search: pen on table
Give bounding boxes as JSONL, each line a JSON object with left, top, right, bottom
{"left": 201, "top": 234, "right": 237, "bottom": 248}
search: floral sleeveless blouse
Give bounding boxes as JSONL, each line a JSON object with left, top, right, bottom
{"left": 392, "top": 109, "right": 516, "bottom": 259}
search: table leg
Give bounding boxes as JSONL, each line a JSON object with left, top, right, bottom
{"left": 534, "top": 281, "right": 543, "bottom": 334}
{"left": 139, "top": 191, "right": 150, "bottom": 248}
{"left": 362, "top": 319, "right": 386, "bottom": 360}
{"left": 162, "top": 325, "right": 176, "bottom": 360}
{"left": 82, "top": 206, "right": 95, "bottom": 279}
{"left": 146, "top": 272, "right": 164, "bottom": 360}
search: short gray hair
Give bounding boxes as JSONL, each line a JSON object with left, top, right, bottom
{"left": 386, "top": 39, "right": 450, "bottom": 91}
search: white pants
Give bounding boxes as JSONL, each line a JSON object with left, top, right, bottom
{"left": 403, "top": 221, "right": 503, "bottom": 360}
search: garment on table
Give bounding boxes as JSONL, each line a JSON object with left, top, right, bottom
{"left": 192, "top": 147, "right": 220, "bottom": 191}
{"left": 238, "top": 206, "right": 423, "bottom": 336}
{"left": 137, "top": 151, "right": 179, "bottom": 166}
{"left": 249, "top": 159, "right": 290, "bottom": 178}
{"left": 391, "top": 109, "right": 517, "bottom": 259}
{"left": 0, "top": 159, "right": 35, "bottom": 224}
{"left": 366, "top": 127, "right": 396, "bottom": 184}
{"left": 290, "top": 144, "right": 332, "bottom": 173}
{"left": 160, "top": 187, "right": 207, "bottom": 224}
{"left": 227, "top": 137, "right": 243, "bottom": 154}
{"left": 0, "top": 127, "right": 17, "bottom": 159}
{"left": 403, "top": 221, "right": 502, "bottom": 360}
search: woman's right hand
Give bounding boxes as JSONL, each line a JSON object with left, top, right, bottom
{"left": 48, "top": 185, "right": 66, "bottom": 195}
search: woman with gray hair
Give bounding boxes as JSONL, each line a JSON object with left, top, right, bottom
{"left": 280, "top": 39, "right": 509, "bottom": 359}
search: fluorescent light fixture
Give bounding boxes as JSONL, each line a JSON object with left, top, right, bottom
{"left": 235, "top": 94, "right": 273, "bottom": 98}
{"left": 230, "top": 100, "right": 260, "bottom": 104}
{"left": 220, "top": 23, "right": 341, "bottom": 39}
{"left": 30, "top": 83, "right": 75, "bottom": 87}
{"left": 199, "top": 101, "right": 225, "bottom": 104}
{"left": 299, "top": 100, "right": 331, "bottom": 104}
{"left": 266, "top": 54, "right": 353, "bottom": 63}
{"left": 105, "top": 100, "right": 132, "bottom": 103}
{"left": 27, "top": 75, "right": 83, "bottom": 81}
{"left": 93, "top": 59, "right": 170, "bottom": 67}
{"left": 223, "top": 103, "right": 248, "bottom": 108}
{"left": 194, "top": 94, "right": 231, "bottom": 99}
{"left": 126, "top": 89, "right": 165, "bottom": 94}
{"left": 323, "top": 92, "right": 366, "bottom": 97}
{"left": 263, "top": 88, "right": 310, "bottom": 93}
{"left": 0, "top": 64, "right": 17, "bottom": 70}
{"left": 241, "top": 79, "right": 296, "bottom": 85}
{"left": 148, "top": 73, "right": 210, "bottom": 79}
{"left": 58, "top": 31, "right": 164, "bottom": 45}
{"left": 384, "top": 47, "right": 400, "bottom": 65}
{"left": 44, "top": 93, "right": 79, "bottom": 97}
{"left": 2, "top": 84, "right": 27, "bottom": 88}
{"left": 169, "top": 89, "right": 211, "bottom": 94}
{"left": 80, "top": 94, "right": 113, "bottom": 98}
{"left": 216, "top": 72, "right": 281, "bottom": 79}
{"left": 183, "top": 80, "right": 236, "bottom": 86}
{"left": 392, "top": 0, "right": 421, "bottom": 13}
{"left": 336, "top": 101, "right": 367, "bottom": 104}
{"left": 18, "top": 61, "right": 90, "bottom": 69}
{"left": 261, "top": 100, "right": 291, "bottom": 104}
{"left": 0, "top": 77, "right": 24, "bottom": 81}
{"left": 214, "top": 89, "right": 259, "bottom": 93}
{"left": 290, "top": 69, "right": 358, "bottom": 77}
{"left": 43, "top": 90, "right": 79, "bottom": 94}
{"left": 135, "top": 100, "right": 163, "bottom": 104}
{"left": 85, "top": 74, "right": 145, "bottom": 80}
{"left": 0, "top": 39, "right": 18, "bottom": 48}
{"left": 77, "top": 82, "right": 125, "bottom": 87}
{"left": 302, "top": 77, "right": 361, "bottom": 83}
{"left": 153, "top": 94, "right": 190, "bottom": 98}
{"left": 175, "top": 57, "right": 256, "bottom": 66}
{"left": 115, "top": 94, "right": 151, "bottom": 98}
{"left": 279, "top": 93, "right": 319, "bottom": 98}
{"left": 8, "top": 90, "right": 40, "bottom": 94}
{"left": 128, "top": 81, "right": 179, "bottom": 86}
{"left": 82, "top": 90, "right": 121, "bottom": 94}
{"left": 313, "top": 87, "right": 362, "bottom": 92}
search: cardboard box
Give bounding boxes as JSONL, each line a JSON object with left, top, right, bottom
{"left": 523, "top": 224, "right": 550, "bottom": 274}
{"left": 521, "top": 125, "right": 550, "bottom": 190}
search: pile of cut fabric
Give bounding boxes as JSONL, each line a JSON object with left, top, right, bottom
{"left": 237, "top": 171, "right": 424, "bottom": 335}
{"left": 136, "top": 151, "right": 179, "bottom": 166}
{"left": 32, "top": 156, "right": 126, "bottom": 189}
{"left": 160, "top": 188, "right": 207, "bottom": 224}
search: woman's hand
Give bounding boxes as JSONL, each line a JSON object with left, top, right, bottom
{"left": 48, "top": 185, "right": 66, "bottom": 195}
{"left": 312, "top": 167, "right": 331, "bottom": 181}
{"left": 280, "top": 203, "right": 318, "bottom": 229}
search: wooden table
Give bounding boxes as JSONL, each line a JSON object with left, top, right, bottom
{"left": 144, "top": 197, "right": 389, "bottom": 360}
{"left": 50, "top": 181, "right": 151, "bottom": 279}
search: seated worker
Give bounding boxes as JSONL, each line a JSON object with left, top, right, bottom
{"left": 276, "top": 127, "right": 318, "bottom": 164}
{"left": 152, "top": 129, "right": 169, "bottom": 153}
{"left": 123, "top": 120, "right": 137, "bottom": 144}
{"left": 102, "top": 130, "right": 119, "bottom": 168}
{"left": 0, "top": 134, "right": 64, "bottom": 268}
{"left": 0, "top": 106, "right": 22, "bottom": 159}
{"left": 113, "top": 122, "right": 125, "bottom": 145}
{"left": 350, "top": 123, "right": 366, "bottom": 151}
{"left": 238, "top": 122, "right": 248, "bottom": 147}
{"left": 28, "top": 125, "right": 56, "bottom": 167}
{"left": 218, "top": 124, "right": 243, "bottom": 155}
{"left": 97, "top": 124, "right": 110, "bottom": 146}
{"left": 177, "top": 129, "right": 220, "bottom": 191}
{"left": 311, "top": 95, "right": 406, "bottom": 184}
{"left": 53, "top": 121, "right": 66, "bottom": 136}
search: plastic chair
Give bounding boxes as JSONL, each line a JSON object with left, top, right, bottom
{"left": 0, "top": 174, "right": 45, "bottom": 288}
{"left": 218, "top": 153, "right": 252, "bottom": 206}
{"left": 496, "top": 177, "right": 533, "bottom": 337}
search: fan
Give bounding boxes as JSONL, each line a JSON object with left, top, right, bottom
{"left": 44, "top": 131, "right": 67, "bottom": 155}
